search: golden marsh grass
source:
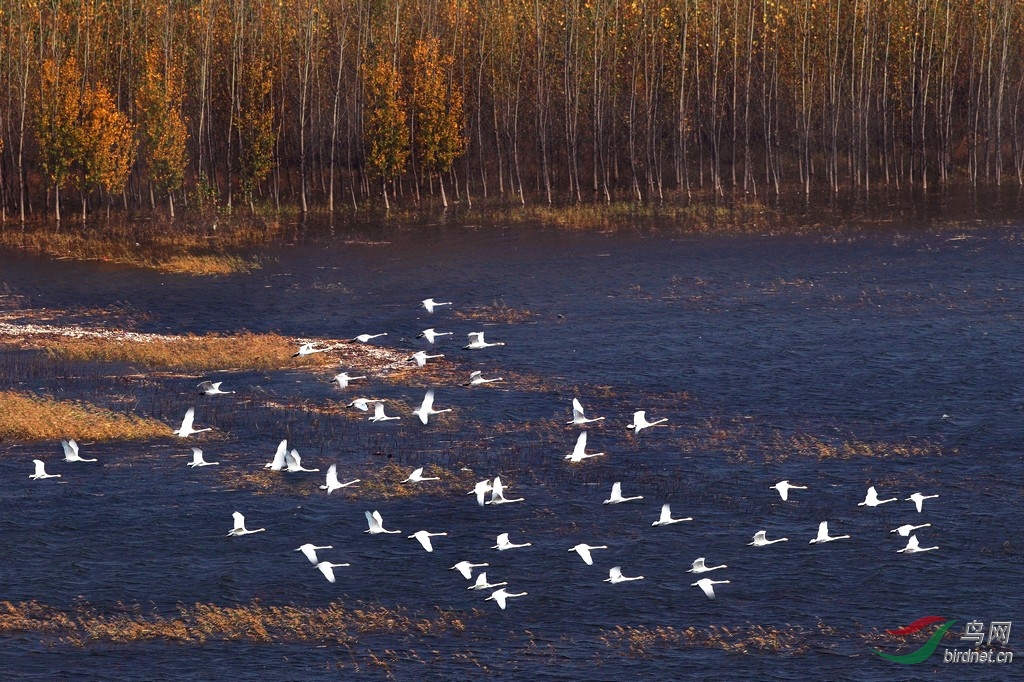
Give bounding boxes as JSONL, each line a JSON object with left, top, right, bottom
{"left": 0, "top": 390, "right": 169, "bottom": 441}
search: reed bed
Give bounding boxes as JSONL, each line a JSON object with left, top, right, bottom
{"left": 0, "top": 599, "right": 470, "bottom": 646}
{"left": 0, "top": 390, "right": 169, "bottom": 441}
{"left": 452, "top": 300, "right": 537, "bottom": 324}
{"left": 600, "top": 623, "right": 823, "bottom": 656}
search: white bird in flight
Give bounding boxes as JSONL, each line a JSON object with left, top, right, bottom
{"left": 604, "top": 566, "right": 644, "bottom": 583}
{"left": 285, "top": 449, "right": 319, "bottom": 472}
{"left": 652, "top": 503, "right": 692, "bottom": 526}
{"left": 464, "top": 332, "right": 505, "bottom": 349}
{"left": 197, "top": 380, "right": 234, "bottom": 395}
{"left": 408, "top": 530, "right": 448, "bottom": 552}
{"left": 227, "top": 511, "right": 265, "bottom": 536}
{"left": 61, "top": 439, "right": 96, "bottom": 462}
{"left": 464, "top": 370, "right": 504, "bottom": 386}
{"left": 364, "top": 510, "right": 400, "bottom": 534}
{"left": 468, "top": 572, "right": 507, "bottom": 590}
{"left": 417, "top": 328, "right": 453, "bottom": 344}
{"left": 771, "top": 480, "right": 807, "bottom": 501}
{"left": 412, "top": 389, "right": 452, "bottom": 424}
{"left": 187, "top": 447, "right": 219, "bottom": 467}
{"left": 486, "top": 476, "right": 524, "bottom": 504}
{"left": 469, "top": 479, "right": 493, "bottom": 507}
{"left": 173, "top": 407, "right": 211, "bottom": 437}
{"left": 748, "top": 530, "right": 789, "bottom": 546}
{"left": 333, "top": 372, "right": 366, "bottom": 389}
{"left": 687, "top": 557, "right": 727, "bottom": 573}
{"left": 692, "top": 578, "right": 730, "bottom": 599}
{"left": 401, "top": 467, "right": 440, "bottom": 484}
{"left": 369, "top": 402, "right": 400, "bottom": 422}
{"left": 858, "top": 485, "right": 898, "bottom": 507}
{"left": 890, "top": 522, "right": 931, "bottom": 537}
{"left": 29, "top": 459, "right": 60, "bottom": 480}
{"left": 485, "top": 587, "right": 527, "bottom": 609}
{"left": 422, "top": 298, "right": 452, "bottom": 313}
{"left": 492, "top": 532, "right": 532, "bottom": 550}
{"left": 293, "top": 342, "right": 329, "bottom": 357}
{"left": 295, "top": 543, "right": 333, "bottom": 565}
{"left": 408, "top": 350, "right": 444, "bottom": 367}
{"left": 569, "top": 543, "right": 608, "bottom": 566}
{"left": 316, "top": 561, "right": 350, "bottom": 583}
{"left": 627, "top": 410, "right": 667, "bottom": 433}
{"left": 897, "top": 534, "right": 938, "bottom": 554}
{"left": 568, "top": 398, "right": 605, "bottom": 425}
{"left": 603, "top": 481, "right": 644, "bottom": 504}
{"left": 566, "top": 432, "right": 604, "bottom": 462}
{"left": 450, "top": 560, "right": 489, "bottom": 580}
{"left": 346, "top": 397, "right": 382, "bottom": 412}
{"left": 351, "top": 333, "right": 387, "bottom": 343}
{"left": 906, "top": 492, "right": 939, "bottom": 513}
{"left": 320, "top": 464, "right": 359, "bottom": 493}
{"left": 808, "top": 521, "right": 850, "bottom": 544}
{"left": 265, "top": 439, "right": 289, "bottom": 470}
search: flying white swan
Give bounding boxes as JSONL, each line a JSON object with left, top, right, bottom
{"left": 197, "top": 380, "right": 234, "bottom": 395}
{"left": 417, "top": 328, "right": 453, "bottom": 344}
{"left": 566, "top": 432, "right": 604, "bottom": 462}
{"left": 464, "top": 332, "right": 505, "bottom": 349}
{"left": 422, "top": 298, "right": 453, "bottom": 313}
{"left": 285, "top": 449, "right": 319, "bottom": 472}
{"left": 61, "top": 439, "right": 96, "bottom": 462}
{"left": 897, "top": 534, "right": 938, "bottom": 554}
{"left": 408, "top": 350, "right": 444, "bottom": 367}
{"left": 569, "top": 543, "right": 608, "bottom": 566}
{"left": 227, "top": 511, "right": 265, "bottom": 536}
{"left": 492, "top": 532, "right": 532, "bottom": 550}
{"left": 295, "top": 543, "right": 333, "bottom": 565}
{"left": 316, "top": 561, "right": 350, "bottom": 582}
{"left": 346, "top": 397, "right": 382, "bottom": 412}
{"left": 412, "top": 389, "right": 452, "bottom": 425}
{"left": 320, "top": 464, "right": 359, "bottom": 493}
{"left": 568, "top": 398, "right": 605, "bottom": 425}
{"left": 464, "top": 370, "right": 504, "bottom": 386}
{"left": 29, "top": 459, "right": 60, "bottom": 480}
{"left": 486, "top": 476, "right": 524, "bottom": 504}
{"left": 652, "top": 503, "right": 692, "bottom": 526}
{"left": 627, "top": 410, "right": 667, "bottom": 433}
{"left": 450, "top": 560, "right": 489, "bottom": 580}
{"left": 333, "top": 372, "right": 366, "bottom": 389}
{"left": 408, "top": 530, "right": 448, "bottom": 552}
{"left": 858, "top": 485, "right": 897, "bottom": 507}
{"left": 808, "top": 521, "right": 850, "bottom": 544}
{"left": 485, "top": 587, "right": 527, "bottom": 610}
{"left": 603, "top": 481, "right": 644, "bottom": 504}
{"left": 687, "top": 557, "right": 727, "bottom": 573}
{"left": 173, "top": 407, "right": 211, "bottom": 437}
{"left": 906, "top": 492, "right": 939, "bottom": 513}
{"left": 468, "top": 479, "right": 493, "bottom": 507}
{"left": 771, "top": 480, "right": 807, "bottom": 501}
{"left": 692, "top": 577, "right": 730, "bottom": 599}
{"left": 351, "top": 333, "right": 387, "bottom": 343}
{"left": 265, "top": 439, "right": 289, "bottom": 470}
{"left": 748, "top": 530, "right": 788, "bottom": 546}
{"left": 293, "top": 342, "right": 329, "bottom": 357}
{"left": 890, "top": 522, "right": 931, "bottom": 537}
{"left": 401, "top": 467, "right": 440, "bottom": 484}
{"left": 364, "top": 510, "right": 400, "bottom": 534}
{"left": 604, "top": 566, "right": 644, "bottom": 583}
{"left": 368, "top": 402, "right": 400, "bottom": 422}
{"left": 468, "top": 572, "right": 507, "bottom": 590}
{"left": 188, "top": 447, "right": 219, "bottom": 467}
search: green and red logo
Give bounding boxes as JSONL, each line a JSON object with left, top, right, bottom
{"left": 872, "top": 616, "right": 958, "bottom": 664}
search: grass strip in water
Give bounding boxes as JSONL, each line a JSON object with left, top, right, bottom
{"left": 0, "top": 390, "right": 169, "bottom": 441}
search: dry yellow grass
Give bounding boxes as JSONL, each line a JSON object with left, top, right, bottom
{"left": 0, "top": 599, "right": 470, "bottom": 646}
{"left": 0, "top": 391, "right": 170, "bottom": 441}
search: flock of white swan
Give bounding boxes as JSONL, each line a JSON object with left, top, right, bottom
{"left": 28, "top": 296, "right": 941, "bottom": 610}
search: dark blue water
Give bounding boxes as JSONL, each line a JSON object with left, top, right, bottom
{"left": 1, "top": 222, "right": 1021, "bottom": 679}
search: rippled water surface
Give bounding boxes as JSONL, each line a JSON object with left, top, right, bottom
{"left": 1, "top": 220, "right": 1022, "bottom": 679}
